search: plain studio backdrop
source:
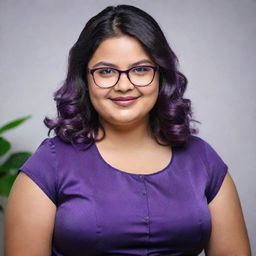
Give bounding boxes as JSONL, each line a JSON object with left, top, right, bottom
{"left": 0, "top": 0, "right": 255, "bottom": 255}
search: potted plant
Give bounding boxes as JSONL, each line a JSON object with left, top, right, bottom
{"left": 0, "top": 116, "right": 32, "bottom": 212}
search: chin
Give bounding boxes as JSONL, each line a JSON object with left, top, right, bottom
{"left": 112, "top": 118, "right": 138, "bottom": 125}
{"left": 113, "top": 115, "right": 147, "bottom": 126}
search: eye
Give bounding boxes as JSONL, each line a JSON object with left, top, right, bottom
{"left": 133, "top": 66, "right": 151, "bottom": 73}
{"left": 98, "top": 68, "right": 117, "bottom": 75}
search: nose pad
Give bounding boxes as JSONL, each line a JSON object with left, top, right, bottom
{"left": 113, "top": 72, "right": 134, "bottom": 91}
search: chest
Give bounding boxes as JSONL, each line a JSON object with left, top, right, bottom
{"left": 53, "top": 156, "right": 211, "bottom": 255}
{"left": 96, "top": 145, "right": 173, "bottom": 174}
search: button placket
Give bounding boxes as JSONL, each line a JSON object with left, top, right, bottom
{"left": 138, "top": 175, "right": 150, "bottom": 229}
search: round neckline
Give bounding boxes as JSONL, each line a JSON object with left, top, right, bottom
{"left": 93, "top": 142, "right": 175, "bottom": 177}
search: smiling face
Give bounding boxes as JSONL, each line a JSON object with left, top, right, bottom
{"left": 87, "top": 35, "right": 159, "bottom": 129}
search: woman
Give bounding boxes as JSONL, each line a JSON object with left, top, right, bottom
{"left": 4, "top": 4, "right": 251, "bottom": 256}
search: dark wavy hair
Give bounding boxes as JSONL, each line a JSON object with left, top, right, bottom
{"left": 44, "top": 4, "right": 200, "bottom": 149}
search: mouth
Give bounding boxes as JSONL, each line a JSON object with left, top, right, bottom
{"left": 110, "top": 96, "right": 140, "bottom": 106}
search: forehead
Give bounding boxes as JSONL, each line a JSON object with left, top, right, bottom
{"left": 88, "top": 35, "right": 153, "bottom": 67}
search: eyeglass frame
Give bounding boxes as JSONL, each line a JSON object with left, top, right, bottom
{"left": 87, "top": 65, "right": 159, "bottom": 88}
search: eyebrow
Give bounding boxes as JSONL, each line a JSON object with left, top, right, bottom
{"left": 92, "top": 59, "right": 154, "bottom": 68}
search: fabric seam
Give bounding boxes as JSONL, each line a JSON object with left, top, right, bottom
{"left": 49, "top": 137, "right": 58, "bottom": 206}
{"left": 20, "top": 165, "right": 56, "bottom": 205}
{"left": 203, "top": 139, "right": 228, "bottom": 203}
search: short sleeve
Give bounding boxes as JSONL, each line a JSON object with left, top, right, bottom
{"left": 18, "top": 138, "right": 58, "bottom": 205}
{"left": 203, "top": 139, "right": 228, "bottom": 204}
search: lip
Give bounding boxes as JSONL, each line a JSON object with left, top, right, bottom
{"left": 111, "top": 96, "right": 140, "bottom": 107}
{"left": 111, "top": 96, "right": 140, "bottom": 101}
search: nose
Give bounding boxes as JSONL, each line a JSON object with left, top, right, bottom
{"left": 113, "top": 72, "right": 134, "bottom": 92}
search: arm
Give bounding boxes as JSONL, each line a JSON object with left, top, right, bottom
{"left": 205, "top": 172, "right": 251, "bottom": 256}
{"left": 4, "top": 172, "right": 56, "bottom": 256}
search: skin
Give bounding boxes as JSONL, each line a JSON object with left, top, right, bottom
{"left": 87, "top": 35, "right": 160, "bottom": 146}
{"left": 4, "top": 34, "right": 251, "bottom": 255}
{"left": 87, "top": 35, "right": 173, "bottom": 173}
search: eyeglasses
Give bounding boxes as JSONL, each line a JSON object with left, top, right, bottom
{"left": 87, "top": 65, "right": 159, "bottom": 88}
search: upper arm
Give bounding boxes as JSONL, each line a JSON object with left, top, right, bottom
{"left": 205, "top": 172, "right": 251, "bottom": 256}
{"left": 4, "top": 171, "right": 56, "bottom": 256}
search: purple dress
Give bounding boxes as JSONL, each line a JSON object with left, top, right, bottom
{"left": 19, "top": 135, "right": 228, "bottom": 256}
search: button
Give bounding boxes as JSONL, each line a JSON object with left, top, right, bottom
{"left": 144, "top": 216, "right": 149, "bottom": 221}
{"left": 142, "top": 189, "right": 147, "bottom": 195}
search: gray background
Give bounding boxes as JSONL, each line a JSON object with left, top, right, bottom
{"left": 0, "top": 0, "right": 255, "bottom": 255}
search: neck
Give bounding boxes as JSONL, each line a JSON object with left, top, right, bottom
{"left": 96, "top": 116, "right": 155, "bottom": 149}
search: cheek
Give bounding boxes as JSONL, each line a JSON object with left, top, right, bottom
{"left": 143, "top": 82, "right": 159, "bottom": 102}
{"left": 147, "top": 83, "right": 159, "bottom": 109}
{"left": 88, "top": 86, "right": 110, "bottom": 114}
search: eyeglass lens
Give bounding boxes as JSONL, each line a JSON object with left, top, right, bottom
{"left": 93, "top": 66, "right": 155, "bottom": 88}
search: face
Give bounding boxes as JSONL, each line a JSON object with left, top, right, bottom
{"left": 87, "top": 35, "right": 159, "bottom": 129}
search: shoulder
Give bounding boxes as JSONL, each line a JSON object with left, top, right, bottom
{"left": 185, "top": 135, "right": 220, "bottom": 157}
{"left": 48, "top": 135, "right": 70, "bottom": 149}
{"left": 44, "top": 136, "right": 95, "bottom": 168}
{"left": 49, "top": 135, "right": 94, "bottom": 153}
{"left": 187, "top": 134, "right": 208, "bottom": 147}
{"left": 180, "top": 135, "right": 209, "bottom": 157}
{"left": 186, "top": 134, "right": 227, "bottom": 167}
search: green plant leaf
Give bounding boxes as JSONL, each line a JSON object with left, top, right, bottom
{"left": 0, "top": 165, "right": 10, "bottom": 173}
{"left": 0, "top": 174, "right": 17, "bottom": 197}
{"left": 0, "top": 115, "right": 32, "bottom": 135}
{"left": 0, "top": 152, "right": 31, "bottom": 172}
{"left": 0, "top": 137, "right": 11, "bottom": 156}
